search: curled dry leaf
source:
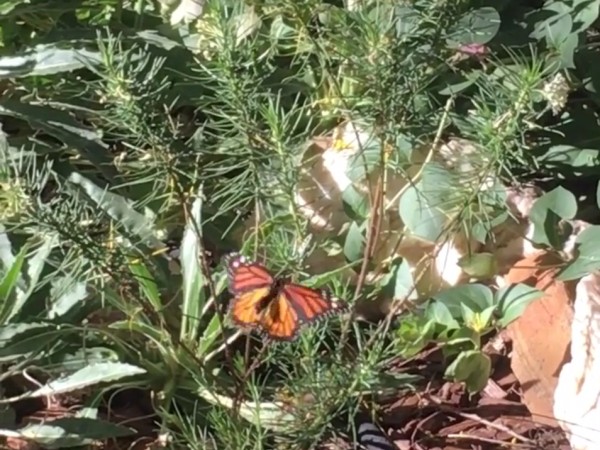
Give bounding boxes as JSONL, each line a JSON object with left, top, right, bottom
{"left": 504, "top": 250, "right": 575, "bottom": 427}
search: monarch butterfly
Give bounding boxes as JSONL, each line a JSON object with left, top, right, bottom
{"left": 224, "top": 253, "right": 344, "bottom": 341}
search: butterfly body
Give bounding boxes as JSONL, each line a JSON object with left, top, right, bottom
{"left": 225, "top": 253, "right": 343, "bottom": 341}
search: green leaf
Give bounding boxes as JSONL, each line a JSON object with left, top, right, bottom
{"left": 0, "top": 323, "right": 54, "bottom": 348}
{"left": 17, "top": 417, "right": 134, "bottom": 449}
{"left": 55, "top": 348, "right": 119, "bottom": 372}
{"left": 558, "top": 225, "right": 600, "bottom": 280}
{"left": 0, "top": 0, "right": 22, "bottom": 15}
{"left": 447, "top": 7, "right": 501, "bottom": 46}
{"left": 0, "top": 44, "right": 102, "bottom": 78}
{"left": 14, "top": 233, "right": 59, "bottom": 320}
{"left": 443, "top": 326, "right": 480, "bottom": 350}
{"left": 197, "top": 314, "right": 223, "bottom": 360}
{"left": 395, "top": 6, "right": 420, "bottom": 37}
{"left": 67, "top": 172, "right": 161, "bottom": 247}
{"left": 457, "top": 252, "right": 497, "bottom": 278}
{"left": 395, "top": 317, "right": 436, "bottom": 358}
{"left": 472, "top": 213, "right": 509, "bottom": 244}
{"left": 495, "top": 283, "right": 544, "bottom": 327}
{"left": 462, "top": 304, "right": 495, "bottom": 333}
{"left": 344, "top": 128, "right": 382, "bottom": 182}
{"left": 425, "top": 301, "right": 459, "bottom": 329}
{"left": 399, "top": 183, "right": 446, "bottom": 242}
{"left": 431, "top": 284, "right": 494, "bottom": 317}
{"left": 0, "top": 323, "right": 59, "bottom": 362}
{"left": 197, "top": 388, "right": 296, "bottom": 432}
{"left": 342, "top": 185, "right": 369, "bottom": 220}
{"left": 0, "top": 245, "right": 27, "bottom": 324}
{"left": 445, "top": 350, "right": 491, "bottom": 393}
{"left": 572, "top": 0, "right": 600, "bottom": 33}
{"left": 529, "top": 186, "right": 577, "bottom": 248}
{"left": 529, "top": 2, "right": 573, "bottom": 47}
{"left": 538, "top": 145, "right": 600, "bottom": 169}
{"left": 127, "top": 261, "right": 161, "bottom": 312}
{"left": 343, "top": 221, "right": 365, "bottom": 263}
{"left": 399, "top": 163, "right": 456, "bottom": 242}
{"left": 180, "top": 192, "right": 207, "bottom": 343}
{"left": 0, "top": 100, "right": 118, "bottom": 181}
{"left": 47, "top": 275, "right": 88, "bottom": 320}
{"left": 10, "top": 363, "right": 146, "bottom": 402}
{"left": 458, "top": 304, "right": 495, "bottom": 333}
{"left": 391, "top": 258, "right": 417, "bottom": 300}
{"left": 555, "top": 32, "right": 578, "bottom": 69}
{"left": 438, "top": 71, "right": 482, "bottom": 96}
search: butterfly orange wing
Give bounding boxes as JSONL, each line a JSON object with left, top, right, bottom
{"left": 225, "top": 253, "right": 274, "bottom": 327}
{"left": 259, "top": 283, "right": 343, "bottom": 341}
{"left": 258, "top": 292, "right": 300, "bottom": 341}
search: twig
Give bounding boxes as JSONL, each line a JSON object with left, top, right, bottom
{"left": 446, "top": 432, "right": 531, "bottom": 447}
{"left": 428, "top": 396, "right": 535, "bottom": 445}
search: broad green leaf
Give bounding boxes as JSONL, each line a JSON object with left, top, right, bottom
{"left": 127, "top": 261, "right": 162, "bottom": 312}
{"left": 462, "top": 304, "right": 495, "bottom": 333}
{"left": 0, "top": 0, "right": 22, "bottom": 15}
{"left": 180, "top": 192, "right": 206, "bottom": 342}
{"left": 395, "top": 6, "right": 421, "bottom": 37}
{"left": 529, "top": 186, "right": 577, "bottom": 248}
{"left": 398, "top": 184, "right": 446, "bottom": 242}
{"left": 572, "top": 0, "right": 600, "bottom": 33}
{"left": 55, "top": 348, "right": 119, "bottom": 372}
{"left": 495, "top": 283, "right": 544, "bottom": 326}
{"left": 0, "top": 44, "right": 102, "bottom": 78}
{"left": 388, "top": 258, "right": 417, "bottom": 301}
{"left": 67, "top": 172, "right": 161, "bottom": 247}
{"left": 471, "top": 212, "right": 509, "bottom": 244}
{"left": 0, "top": 323, "right": 60, "bottom": 362}
{"left": 0, "top": 323, "right": 53, "bottom": 348}
{"left": 47, "top": 276, "right": 88, "bottom": 319}
{"left": 0, "top": 230, "right": 15, "bottom": 271}
{"left": 431, "top": 284, "right": 494, "bottom": 317}
{"left": 197, "top": 314, "right": 223, "bottom": 360}
{"left": 395, "top": 317, "right": 436, "bottom": 358}
{"left": 0, "top": 245, "right": 27, "bottom": 324}
{"left": 438, "top": 71, "right": 482, "bottom": 96}
{"left": 110, "top": 321, "right": 171, "bottom": 361}
{"left": 198, "top": 389, "right": 295, "bottom": 432}
{"left": 458, "top": 253, "right": 497, "bottom": 279}
{"left": 17, "top": 417, "right": 133, "bottom": 449}
{"left": 13, "top": 363, "right": 146, "bottom": 401}
{"left": 529, "top": 2, "right": 573, "bottom": 46}
{"left": 443, "top": 326, "right": 480, "bottom": 350}
{"left": 12, "top": 233, "right": 58, "bottom": 320}
{"left": 556, "top": 32, "right": 578, "bottom": 69}
{"left": 270, "top": 15, "right": 297, "bottom": 42}
{"left": 399, "top": 163, "right": 456, "bottom": 242}
{"left": 537, "top": 146, "right": 600, "bottom": 173}
{"left": 343, "top": 221, "right": 365, "bottom": 262}
{"left": 460, "top": 303, "right": 477, "bottom": 330}
{"left": 344, "top": 127, "right": 382, "bottom": 182}
{"left": 445, "top": 350, "right": 491, "bottom": 393}
{"left": 447, "top": 7, "right": 500, "bottom": 46}
{"left": 342, "top": 185, "right": 369, "bottom": 220}
{"left": 558, "top": 225, "right": 600, "bottom": 280}
{"left": 425, "top": 301, "right": 459, "bottom": 329}
{"left": 0, "top": 100, "right": 118, "bottom": 181}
